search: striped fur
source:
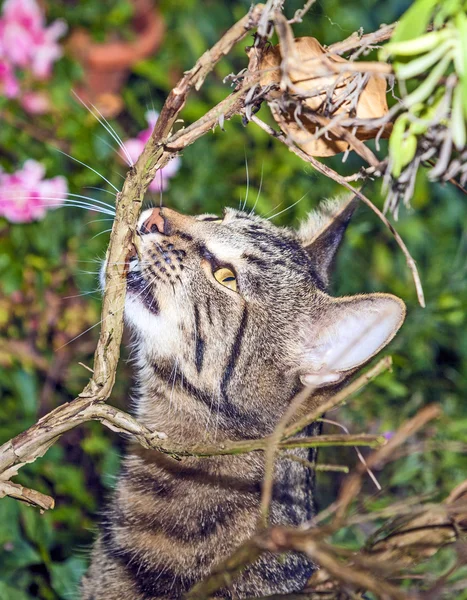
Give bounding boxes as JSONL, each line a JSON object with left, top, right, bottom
{"left": 82, "top": 199, "right": 404, "bottom": 599}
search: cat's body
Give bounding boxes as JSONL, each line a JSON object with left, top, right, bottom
{"left": 81, "top": 199, "right": 405, "bottom": 599}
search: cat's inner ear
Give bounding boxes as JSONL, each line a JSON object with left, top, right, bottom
{"left": 299, "top": 294, "right": 406, "bottom": 387}
{"left": 298, "top": 194, "right": 358, "bottom": 288}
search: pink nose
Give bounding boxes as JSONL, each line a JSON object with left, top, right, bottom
{"left": 141, "top": 207, "right": 166, "bottom": 235}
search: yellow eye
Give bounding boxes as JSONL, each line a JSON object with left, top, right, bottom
{"left": 213, "top": 267, "right": 237, "bottom": 292}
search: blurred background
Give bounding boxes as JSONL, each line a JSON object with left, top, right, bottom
{"left": 0, "top": 0, "right": 466, "bottom": 598}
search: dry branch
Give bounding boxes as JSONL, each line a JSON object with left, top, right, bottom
{"left": 0, "top": 480, "right": 54, "bottom": 512}
{"left": 185, "top": 405, "right": 459, "bottom": 600}
{"left": 326, "top": 23, "right": 397, "bottom": 56}
{"left": 0, "top": 2, "right": 410, "bottom": 508}
{"left": 249, "top": 114, "right": 425, "bottom": 307}
{"left": 0, "top": 0, "right": 269, "bottom": 502}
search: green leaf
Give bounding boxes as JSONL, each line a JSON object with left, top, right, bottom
{"left": 0, "top": 538, "right": 41, "bottom": 570}
{"left": 401, "top": 135, "right": 418, "bottom": 170}
{"left": 396, "top": 40, "right": 453, "bottom": 79}
{"left": 50, "top": 557, "right": 87, "bottom": 599}
{"left": 0, "top": 582, "right": 32, "bottom": 600}
{"left": 451, "top": 84, "right": 467, "bottom": 149}
{"left": 382, "top": 29, "right": 450, "bottom": 60}
{"left": 20, "top": 504, "right": 53, "bottom": 550}
{"left": 132, "top": 59, "right": 171, "bottom": 89}
{"left": 11, "top": 370, "right": 38, "bottom": 418}
{"left": 389, "top": 115, "right": 409, "bottom": 177}
{"left": 0, "top": 498, "right": 21, "bottom": 544}
{"left": 391, "top": 0, "right": 438, "bottom": 44}
{"left": 455, "top": 11, "right": 467, "bottom": 118}
{"left": 403, "top": 53, "right": 452, "bottom": 107}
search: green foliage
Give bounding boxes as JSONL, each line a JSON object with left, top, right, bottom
{"left": 382, "top": 0, "right": 467, "bottom": 179}
{"left": 48, "top": 0, "right": 134, "bottom": 41}
{"left": 0, "top": 0, "right": 466, "bottom": 598}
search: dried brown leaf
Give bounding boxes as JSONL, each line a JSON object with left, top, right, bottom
{"left": 258, "top": 37, "right": 389, "bottom": 156}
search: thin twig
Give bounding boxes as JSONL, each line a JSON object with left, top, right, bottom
{"left": 288, "top": 0, "right": 317, "bottom": 24}
{"left": 250, "top": 115, "right": 426, "bottom": 307}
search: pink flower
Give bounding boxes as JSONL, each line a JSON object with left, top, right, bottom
{"left": 30, "top": 19, "right": 67, "bottom": 79}
{"left": 121, "top": 110, "right": 181, "bottom": 193}
{"left": 0, "top": 58, "right": 19, "bottom": 97}
{"left": 0, "top": 159, "right": 68, "bottom": 223}
{"left": 0, "top": 0, "right": 66, "bottom": 80}
{"left": 21, "top": 90, "right": 50, "bottom": 113}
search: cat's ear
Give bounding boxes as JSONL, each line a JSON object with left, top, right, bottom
{"left": 298, "top": 194, "right": 358, "bottom": 288}
{"left": 299, "top": 293, "right": 405, "bottom": 387}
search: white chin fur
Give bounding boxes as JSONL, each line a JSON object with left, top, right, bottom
{"left": 100, "top": 256, "right": 179, "bottom": 357}
{"left": 125, "top": 294, "right": 182, "bottom": 357}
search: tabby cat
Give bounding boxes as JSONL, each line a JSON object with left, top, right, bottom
{"left": 81, "top": 195, "right": 405, "bottom": 599}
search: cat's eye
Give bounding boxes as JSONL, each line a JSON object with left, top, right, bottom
{"left": 213, "top": 267, "right": 237, "bottom": 291}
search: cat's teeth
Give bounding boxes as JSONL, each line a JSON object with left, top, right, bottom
{"left": 129, "top": 260, "right": 141, "bottom": 273}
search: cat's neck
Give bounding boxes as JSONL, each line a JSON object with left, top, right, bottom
{"left": 133, "top": 349, "right": 327, "bottom": 445}
{"left": 98, "top": 353, "right": 319, "bottom": 598}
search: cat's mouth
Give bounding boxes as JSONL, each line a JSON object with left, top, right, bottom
{"left": 126, "top": 257, "right": 160, "bottom": 315}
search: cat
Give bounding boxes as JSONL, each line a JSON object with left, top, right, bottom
{"left": 81, "top": 195, "right": 405, "bottom": 599}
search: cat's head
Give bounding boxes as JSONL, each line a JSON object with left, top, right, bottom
{"left": 105, "top": 197, "right": 405, "bottom": 436}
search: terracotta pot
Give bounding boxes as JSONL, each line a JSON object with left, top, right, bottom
{"left": 69, "top": 0, "right": 165, "bottom": 116}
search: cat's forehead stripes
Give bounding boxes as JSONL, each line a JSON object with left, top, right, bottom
{"left": 138, "top": 206, "right": 312, "bottom": 277}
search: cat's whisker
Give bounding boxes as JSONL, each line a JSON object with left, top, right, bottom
{"left": 320, "top": 417, "right": 382, "bottom": 491}
{"left": 53, "top": 147, "right": 120, "bottom": 193}
{"left": 65, "top": 192, "right": 116, "bottom": 211}
{"left": 51, "top": 201, "right": 114, "bottom": 216}
{"left": 87, "top": 218, "right": 115, "bottom": 225}
{"left": 55, "top": 313, "right": 107, "bottom": 350}
{"left": 62, "top": 289, "right": 102, "bottom": 299}
{"left": 72, "top": 90, "right": 134, "bottom": 167}
{"left": 242, "top": 151, "right": 250, "bottom": 211}
{"left": 57, "top": 267, "right": 158, "bottom": 350}
{"left": 2, "top": 196, "right": 116, "bottom": 216}
{"left": 60, "top": 202, "right": 114, "bottom": 216}
{"left": 249, "top": 162, "right": 264, "bottom": 216}
{"left": 83, "top": 186, "right": 117, "bottom": 197}
{"left": 159, "top": 171, "right": 164, "bottom": 208}
{"left": 91, "top": 228, "right": 113, "bottom": 240}
{"left": 1, "top": 191, "right": 115, "bottom": 214}
{"left": 96, "top": 135, "right": 129, "bottom": 165}
{"left": 266, "top": 191, "right": 310, "bottom": 221}
{"left": 261, "top": 199, "right": 284, "bottom": 218}
{"left": 75, "top": 259, "right": 150, "bottom": 265}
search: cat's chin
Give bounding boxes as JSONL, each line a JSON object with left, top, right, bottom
{"left": 101, "top": 257, "right": 160, "bottom": 316}
{"left": 124, "top": 294, "right": 160, "bottom": 334}
{"left": 124, "top": 294, "right": 184, "bottom": 357}
{"left": 125, "top": 276, "right": 160, "bottom": 316}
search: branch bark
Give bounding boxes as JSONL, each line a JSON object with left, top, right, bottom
{"left": 0, "top": 1, "right": 269, "bottom": 502}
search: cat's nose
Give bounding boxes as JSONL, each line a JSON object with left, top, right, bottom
{"left": 140, "top": 207, "right": 166, "bottom": 235}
